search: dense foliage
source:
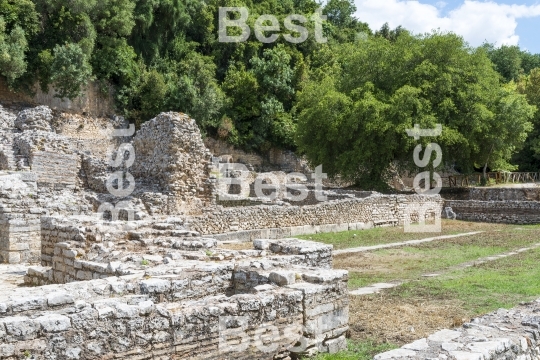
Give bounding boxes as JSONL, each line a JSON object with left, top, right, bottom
{"left": 1, "top": 0, "right": 540, "bottom": 187}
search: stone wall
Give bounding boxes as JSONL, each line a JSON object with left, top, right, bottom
{"left": 0, "top": 172, "right": 42, "bottom": 264}
{"left": 444, "top": 200, "right": 540, "bottom": 224}
{"left": 442, "top": 187, "right": 540, "bottom": 201}
{"left": 188, "top": 194, "right": 443, "bottom": 235}
{"left": 132, "top": 112, "right": 215, "bottom": 215}
{"left": 9, "top": 235, "right": 348, "bottom": 359}
{"left": 205, "top": 137, "right": 310, "bottom": 173}
{"left": 375, "top": 299, "right": 540, "bottom": 360}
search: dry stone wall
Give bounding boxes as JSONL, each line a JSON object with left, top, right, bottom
{"left": 188, "top": 194, "right": 443, "bottom": 235}
{"left": 444, "top": 200, "right": 540, "bottom": 224}
{"left": 132, "top": 112, "right": 215, "bottom": 215}
{"left": 0, "top": 172, "right": 42, "bottom": 264}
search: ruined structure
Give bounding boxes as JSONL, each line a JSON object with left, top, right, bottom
{"left": 375, "top": 300, "right": 540, "bottom": 360}
{"left": 0, "top": 104, "right": 443, "bottom": 359}
{"left": 443, "top": 187, "right": 540, "bottom": 224}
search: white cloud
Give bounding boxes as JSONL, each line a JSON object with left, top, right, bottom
{"left": 354, "top": 0, "right": 540, "bottom": 47}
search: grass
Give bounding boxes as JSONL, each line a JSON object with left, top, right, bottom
{"left": 338, "top": 227, "right": 540, "bottom": 288}
{"left": 345, "top": 239, "right": 540, "bottom": 346}
{"left": 395, "top": 246, "right": 540, "bottom": 314}
{"left": 306, "top": 220, "right": 540, "bottom": 356}
{"left": 296, "top": 220, "right": 505, "bottom": 250}
{"left": 304, "top": 221, "right": 540, "bottom": 288}
{"left": 308, "top": 340, "right": 397, "bottom": 360}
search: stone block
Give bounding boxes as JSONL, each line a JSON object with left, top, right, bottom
{"left": 269, "top": 271, "right": 296, "bottom": 286}
{"left": 36, "top": 314, "right": 71, "bottom": 332}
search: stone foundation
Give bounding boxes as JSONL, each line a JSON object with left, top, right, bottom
{"left": 13, "top": 236, "right": 348, "bottom": 359}
{"left": 444, "top": 200, "right": 540, "bottom": 224}
{"left": 375, "top": 299, "right": 540, "bottom": 360}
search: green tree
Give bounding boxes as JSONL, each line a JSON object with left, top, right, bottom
{"left": 0, "top": 17, "right": 28, "bottom": 85}
{"left": 513, "top": 68, "right": 540, "bottom": 170}
{"left": 297, "top": 32, "right": 535, "bottom": 189}
{"left": 49, "top": 42, "right": 93, "bottom": 99}
{"left": 483, "top": 44, "right": 523, "bottom": 82}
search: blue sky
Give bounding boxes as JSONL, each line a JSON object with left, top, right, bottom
{"left": 354, "top": 0, "right": 540, "bottom": 53}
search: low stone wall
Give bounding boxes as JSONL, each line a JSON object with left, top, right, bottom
{"left": 189, "top": 194, "right": 443, "bottom": 235}
{"left": 375, "top": 299, "right": 540, "bottom": 360}
{"left": 4, "top": 237, "right": 348, "bottom": 359}
{"left": 442, "top": 187, "right": 540, "bottom": 201}
{"left": 0, "top": 280, "right": 304, "bottom": 360}
{"left": 445, "top": 200, "right": 540, "bottom": 224}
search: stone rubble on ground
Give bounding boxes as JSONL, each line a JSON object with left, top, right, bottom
{"left": 375, "top": 301, "right": 540, "bottom": 360}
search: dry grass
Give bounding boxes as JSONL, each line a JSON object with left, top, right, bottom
{"left": 348, "top": 293, "right": 470, "bottom": 345}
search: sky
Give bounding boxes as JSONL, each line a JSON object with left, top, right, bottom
{"left": 353, "top": 0, "right": 540, "bottom": 53}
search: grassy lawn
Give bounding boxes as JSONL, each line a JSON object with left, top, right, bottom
{"left": 395, "top": 246, "right": 540, "bottom": 314}
{"left": 340, "top": 227, "right": 540, "bottom": 288}
{"left": 296, "top": 220, "right": 507, "bottom": 250}
{"left": 309, "top": 221, "right": 540, "bottom": 359}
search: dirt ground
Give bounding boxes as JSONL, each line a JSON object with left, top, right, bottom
{"left": 0, "top": 264, "right": 29, "bottom": 290}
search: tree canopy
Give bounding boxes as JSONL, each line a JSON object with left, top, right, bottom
{"left": 1, "top": 0, "right": 540, "bottom": 187}
{"left": 296, "top": 33, "right": 536, "bottom": 188}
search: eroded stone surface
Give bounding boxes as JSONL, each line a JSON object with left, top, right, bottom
{"left": 375, "top": 300, "right": 540, "bottom": 359}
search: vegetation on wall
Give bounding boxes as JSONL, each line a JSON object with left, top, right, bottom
{"left": 1, "top": 0, "right": 540, "bottom": 188}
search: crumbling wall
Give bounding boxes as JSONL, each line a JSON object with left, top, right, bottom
{"left": 375, "top": 300, "right": 540, "bottom": 360}
{"left": 189, "top": 194, "right": 442, "bottom": 235}
{"left": 12, "top": 235, "right": 349, "bottom": 359}
{"left": 132, "top": 112, "right": 215, "bottom": 214}
{"left": 0, "top": 172, "right": 42, "bottom": 264}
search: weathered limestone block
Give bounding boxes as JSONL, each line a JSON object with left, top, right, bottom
{"left": 14, "top": 106, "right": 53, "bottom": 132}
{"left": 375, "top": 300, "right": 540, "bottom": 360}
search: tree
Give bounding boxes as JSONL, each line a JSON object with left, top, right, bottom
{"left": 296, "top": 32, "right": 535, "bottom": 189}
{"left": 513, "top": 68, "right": 540, "bottom": 170}
{"left": 49, "top": 43, "right": 93, "bottom": 99}
{"left": 483, "top": 44, "right": 523, "bottom": 82}
{"left": 0, "top": 17, "right": 28, "bottom": 85}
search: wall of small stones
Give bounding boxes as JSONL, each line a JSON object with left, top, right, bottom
{"left": 445, "top": 200, "right": 540, "bottom": 224}
{"left": 442, "top": 187, "right": 540, "bottom": 201}
{"left": 189, "top": 194, "right": 443, "bottom": 235}
{"left": 374, "top": 299, "right": 540, "bottom": 360}
{"left": 0, "top": 172, "right": 42, "bottom": 264}
{"left": 131, "top": 112, "right": 216, "bottom": 215}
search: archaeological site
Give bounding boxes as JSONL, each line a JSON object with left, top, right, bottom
{"left": 0, "top": 103, "right": 540, "bottom": 360}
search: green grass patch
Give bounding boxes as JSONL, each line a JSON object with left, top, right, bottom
{"left": 391, "top": 247, "right": 540, "bottom": 315}
{"left": 324, "top": 222, "right": 540, "bottom": 289}
{"left": 297, "top": 220, "right": 506, "bottom": 250}
{"left": 308, "top": 340, "right": 397, "bottom": 360}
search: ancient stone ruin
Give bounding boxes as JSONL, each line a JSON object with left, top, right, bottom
{"left": 0, "top": 105, "right": 443, "bottom": 359}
